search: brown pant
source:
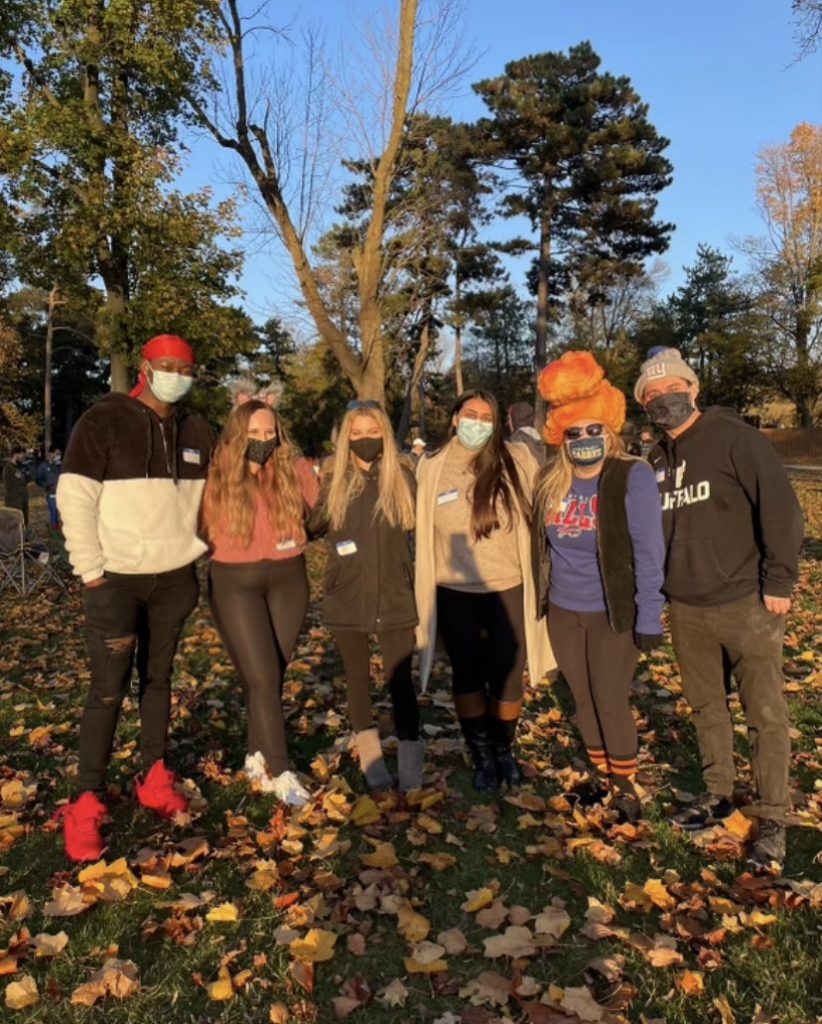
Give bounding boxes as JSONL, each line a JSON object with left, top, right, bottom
{"left": 547, "top": 603, "right": 639, "bottom": 770}
{"left": 670, "top": 591, "right": 790, "bottom": 821}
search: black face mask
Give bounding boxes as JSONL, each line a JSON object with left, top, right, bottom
{"left": 646, "top": 392, "right": 695, "bottom": 432}
{"left": 245, "top": 437, "right": 279, "bottom": 466}
{"left": 349, "top": 437, "right": 384, "bottom": 463}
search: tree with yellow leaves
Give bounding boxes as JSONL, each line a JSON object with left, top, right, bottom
{"left": 750, "top": 122, "right": 822, "bottom": 426}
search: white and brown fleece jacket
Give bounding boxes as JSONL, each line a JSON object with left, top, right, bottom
{"left": 57, "top": 393, "right": 213, "bottom": 583}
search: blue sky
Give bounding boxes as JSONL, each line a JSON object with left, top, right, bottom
{"left": 180, "top": 0, "right": 822, "bottom": 330}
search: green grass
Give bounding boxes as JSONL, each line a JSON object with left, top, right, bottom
{"left": 0, "top": 488, "right": 821, "bottom": 1023}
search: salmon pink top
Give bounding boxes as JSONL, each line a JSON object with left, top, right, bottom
{"left": 209, "top": 458, "right": 319, "bottom": 564}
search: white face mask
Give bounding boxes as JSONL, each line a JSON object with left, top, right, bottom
{"left": 147, "top": 367, "right": 193, "bottom": 404}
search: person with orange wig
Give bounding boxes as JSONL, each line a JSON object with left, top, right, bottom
{"left": 531, "top": 351, "right": 665, "bottom": 821}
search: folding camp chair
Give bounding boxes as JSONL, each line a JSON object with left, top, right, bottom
{"left": 0, "top": 505, "right": 68, "bottom": 597}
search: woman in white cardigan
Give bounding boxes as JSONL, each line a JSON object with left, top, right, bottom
{"left": 414, "top": 390, "right": 555, "bottom": 792}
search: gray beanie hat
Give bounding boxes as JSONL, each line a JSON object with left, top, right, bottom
{"left": 634, "top": 347, "right": 699, "bottom": 403}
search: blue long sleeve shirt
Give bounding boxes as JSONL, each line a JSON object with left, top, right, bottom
{"left": 547, "top": 461, "right": 665, "bottom": 635}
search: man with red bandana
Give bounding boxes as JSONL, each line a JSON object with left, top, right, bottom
{"left": 56, "top": 335, "right": 213, "bottom": 861}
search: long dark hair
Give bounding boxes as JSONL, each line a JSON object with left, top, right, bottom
{"left": 447, "top": 389, "right": 531, "bottom": 540}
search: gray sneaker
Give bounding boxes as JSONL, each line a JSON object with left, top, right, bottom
{"left": 748, "top": 819, "right": 786, "bottom": 872}
{"left": 669, "top": 796, "right": 734, "bottom": 830}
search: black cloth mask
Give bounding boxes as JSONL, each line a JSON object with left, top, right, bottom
{"left": 646, "top": 392, "right": 695, "bottom": 432}
{"left": 349, "top": 437, "right": 384, "bottom": 463}
{"left": 245, "top": 437, "right": 279, "bottom": 465}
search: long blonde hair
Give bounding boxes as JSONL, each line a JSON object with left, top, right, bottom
{"left": 534, "top": 426, "right": 628, "bottom": 527}
{"left": 323, "top": 405, "right": 415, "bottom": 531}
{"left": 203, "top": 400, "right": 305, "bottom": 548}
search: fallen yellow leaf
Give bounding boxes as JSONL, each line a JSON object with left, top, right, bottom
{"left": 290, "top": 928, "right": 338, "bottom": 963}
{"left": 462, "top": 887, "right": 495, "bottom": 913}
{"left": 5, "top": 975, "right": 38, "bottom": 1010}
{"left": 206, "top": 902, "right": 239, "bottom": 923}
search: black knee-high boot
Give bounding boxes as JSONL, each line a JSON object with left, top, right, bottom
{"left": 488, "top": 716, "right": 521, "bottom": 787}
{"left": 459, "top": 716, "right": 499, "bottom": 793}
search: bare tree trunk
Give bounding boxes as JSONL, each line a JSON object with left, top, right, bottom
{"left": 396, "top": 316, "right": 432, "bottom": 443}
{"left": 453, "top": 266, "right": 464, "bottom": 395}
{"left": 44, "top": 286, "right": 57, "bottom": 452}
{"left": 191, "top": 0, "right": 421, "bottom": 404}
{"left": 534, "top": 202, "right": 552, "bottom": 424}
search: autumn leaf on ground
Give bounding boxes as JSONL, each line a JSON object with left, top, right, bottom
{"left": 290, "top": 928, "right": 338, "bottom": 963}
{"left": 459, "top": 971, "right": 512, "bottom": 1007}
{"left": 397, "top": 906, "right": 430, "bottom": 944}
{"left": 437, "top": 927, "right": 468, "bottom": 954}
{"left": 377, "top": 978, "right": 409, "bottom": 1008}
{"left": 561, "top": 984, "right": 605, "bottom": 1021}
{"left": 475, "top": 898, "right": 509, "bottom": 929}
{"left": 206, "top": 902, "right": 239, "bottom": 923}
{"left": 30, "top": 931, "right": 69, "bottom": 957}
{"left": 0, "top": 891, "right": 30, "bottom": 921}
{"left": 5, "top": 975, "right": 39, "bottom": 1010}
{"left": 533, "top": 905, "right": 571, "bottom": 939}
{"left": 205, "top": 967, "right": 234, "bottom": 1002}
{"left": 417, "top": 851, "right": 457, "bottom": 872}
{"left": 43, "top": 884, "right": 96, "bottom": 917}
{"left": 70, "top": 958, "right": 140, "bottom": 1006}
{"left": 714, "top": 994, "right": 737, "bottom": 1023}
{"left": 482, "top": 925, "right": 537, "bottom": 959}
{"left": 462, "top": 887, "right": 495, "bottom": 912}
{"left": 675, "top": 969, "right": 705, "bottom": 995}
{"left": 359, "top": 839, "right": 398, "bottom": 868}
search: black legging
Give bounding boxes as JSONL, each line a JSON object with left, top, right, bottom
{"left": 547, "top": 602, "right": 639, "bottom": 776}
{"left": 435, "top": 585, "right": 525, "bottom": 723}
{"left": 331, "top": 628, "right": 419, "bottom": 741}
{"left": 209, "top": 557, "right": 309, "bottom": 775}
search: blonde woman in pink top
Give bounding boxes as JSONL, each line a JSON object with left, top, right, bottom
{"left": 202, "top": 399, "right": 319, "bottom": 804}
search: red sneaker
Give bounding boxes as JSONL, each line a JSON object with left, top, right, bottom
{"left": 135, "top": 760, "right": 189, "bottom": 819}
{"left": 56, "top": 791, "right": 106, "bottom": 863}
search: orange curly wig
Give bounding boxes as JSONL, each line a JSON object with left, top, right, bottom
{"left": 538, "top": 351, "right": 626, "bottom": 446}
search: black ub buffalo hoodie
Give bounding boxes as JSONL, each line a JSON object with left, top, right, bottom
{"left": 648, "top": 407, "right": 804, "bottom": 607}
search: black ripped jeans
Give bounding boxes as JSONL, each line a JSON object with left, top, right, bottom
{"left": 78, "top": 564, "right": 200, "bottom": 794}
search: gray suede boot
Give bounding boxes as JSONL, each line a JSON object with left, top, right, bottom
{"left": 397, "top": 739, "right": 425, "bottom": 792}
{"left": 354, "top": 729, "right": 394, "bottom": 791}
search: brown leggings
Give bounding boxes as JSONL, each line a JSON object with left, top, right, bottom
{"left": 547, "top": 602, "right": 639, "bottom": 776}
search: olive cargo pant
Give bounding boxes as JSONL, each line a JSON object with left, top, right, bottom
{"left": 670, "top": 591, "right": 791, "bottom": 822}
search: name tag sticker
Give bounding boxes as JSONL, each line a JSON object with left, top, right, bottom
{"left": 437, "top": 489, "right": 459, "bottom": 505}
{"left": 182, "top": 448, "right": 201, "bottom": 465}
{"left": 336, "top": 540, "right": 358, "bottom": 556}
{"left": 276, "top": 538, "right": 297, "bottom": 552}
{"left": 655, "top": 469, "right": 666, "bottom": 483}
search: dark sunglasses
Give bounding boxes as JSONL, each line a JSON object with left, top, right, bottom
{"left": 346, "top": 399, "right": 382, "bottom": 412}
{"left": 564, "top": 423, "right": 605, "bottom": 441}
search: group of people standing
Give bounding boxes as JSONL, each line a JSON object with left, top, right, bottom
{"left": 52, "top": 334, "right": 803, "bottom": 874}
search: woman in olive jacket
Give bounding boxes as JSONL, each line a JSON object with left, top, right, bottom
{"left": 308, "top": 401, "right": 423, "bottom": 792}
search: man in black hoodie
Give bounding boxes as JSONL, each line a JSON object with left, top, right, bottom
{"left": 635, "top": 347, "right": 804, "bottom": 871}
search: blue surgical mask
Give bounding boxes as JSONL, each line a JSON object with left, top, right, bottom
{"left": 457, "top": 418, "right": 494, "bottom": 450}
{"left": 148, "top": 367, "right": 193, "bottom": 404}
{"left": 567, "top": 436, "right": 606, "bottom": 466}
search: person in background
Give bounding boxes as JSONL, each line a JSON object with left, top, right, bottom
{"left": 2, "top": 447, "right": 30, "bottom": 526}
{"left": 309, "top": 401, "right": 423, "bottom": 792}
{"left": 635, "top": 346, "right": 804, "bottom": 870}
{"left": 56, "top": 335, "right": 212, "bottom": 862}
{"left": 410, "top": 437, "right": 426, "bottom": 463}
{"left": 415, "top": 389, "right": 555, "bottom": 793}
{"left": 532, "top": 352, "right": 666, "bottom": 822}
{"left": 202, "top": 397, "right": 319, "bottom": 806}
{"left": 508, "top": 401, "right": 547, "bottom": 466}
{"left": 619, "top": 421, "right": 642, "bottom": 457}
{"left": 35, "top": 445, "right": 63, "bottom": 530}
{"left": 638, "top": 427, "right": 656, "bottom": 459}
